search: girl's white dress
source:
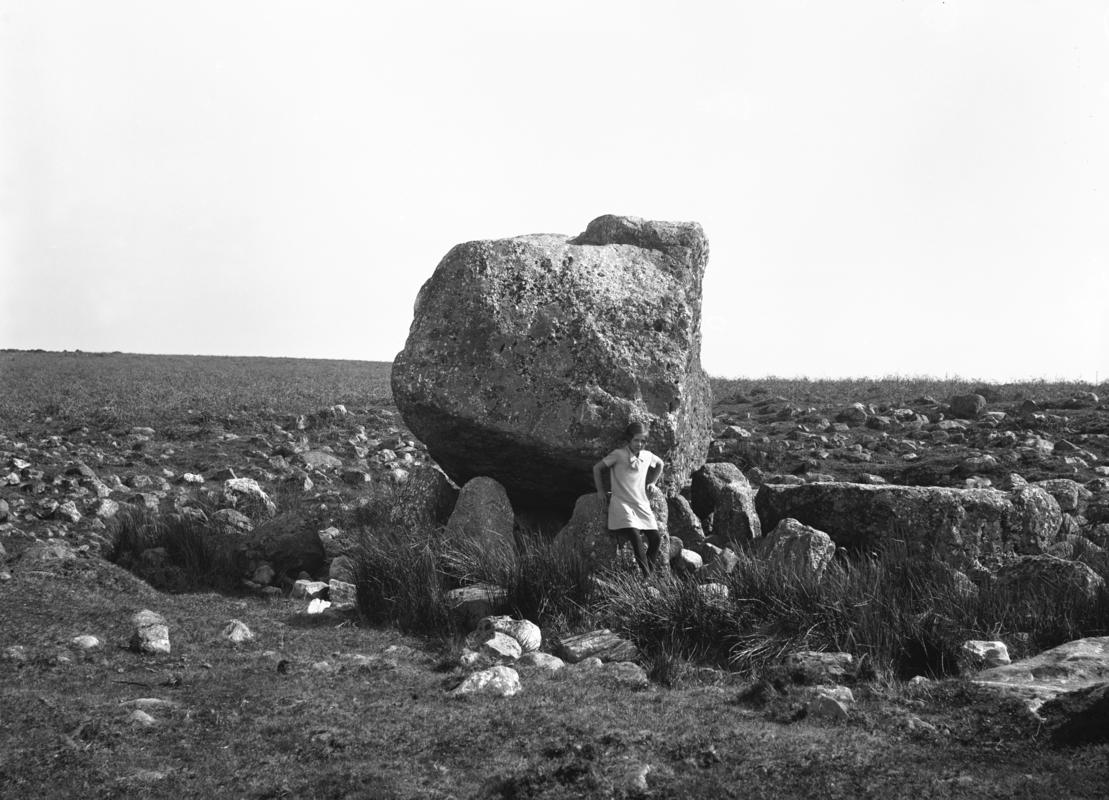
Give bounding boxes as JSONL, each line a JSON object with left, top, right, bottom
{"left": 602, "top": 447, "right": 663, "bottom": 530}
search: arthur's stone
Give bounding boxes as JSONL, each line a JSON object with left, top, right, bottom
{"left": 393, "top": 214, "right": 713, "bottom": 510}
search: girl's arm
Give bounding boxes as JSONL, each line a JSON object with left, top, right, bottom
{"left": 593, "top": 461, "right": 609, "bottom": 506}
{"left": 594, "top": 461, "right": 612, "bottom": 512}
{"left": 646, "top": 459, "right": 664, "bottom": 488}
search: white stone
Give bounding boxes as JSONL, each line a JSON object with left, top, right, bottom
{"left": 479, "top": 632, "right": 523, "bottom": 662}
{"left": 451, "top": 665, "right": 521, "bottom": 697}
{"left": 291, "top": 579, "right": 329, "bottom": 599}
{"left": 961, "top": 640, "right": 1011, "bottom": 669}
{"left": 221, "top": 619, "right": 254, "bottom": 644}
{"left": 698, "top": 583, "right": 729, "bottom": 603}
{"left": 477, "top": 616, "right": 542, "bottom": 653}
{"left": 807, "top": 693, "right": 851, "bottom": 722}
{"left": 127, "top": 709, "right": 158, "bottom": 728}
{"left": 517, "top": 652, "right": 566, "bottom": 671}
{"left": 71, "top": 635, "right": 101, "bottom": 650}
{"left": 306, "top": 598, "right": 332, "bottom": 615}
{"left": 130, "top": 610, "right": 170, "bottom": 655}
{"left": 677, "top": 549, "right": 703, "bottom": 571}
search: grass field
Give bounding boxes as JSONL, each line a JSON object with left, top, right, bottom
{"left": 1, "top": 350, "right": 1108, "bottom": 798}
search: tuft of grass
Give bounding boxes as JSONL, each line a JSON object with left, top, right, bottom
{"left": 593, "top": 542, "right": 1109, "bottom": 681}
{"left": 107, "top": 507, "right": 239, "bottom": 592}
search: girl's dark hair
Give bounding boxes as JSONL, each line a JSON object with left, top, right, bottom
{"left": 624, "top": 421, "right": 648, "bottom": 440}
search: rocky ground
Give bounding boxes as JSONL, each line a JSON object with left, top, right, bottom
{"left": 2, "top": 353, "right": 1109, "bottom": 797}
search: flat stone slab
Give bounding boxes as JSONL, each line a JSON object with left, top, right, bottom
{"left": 972, "top": 636, "right": 1109, "bottom": 713}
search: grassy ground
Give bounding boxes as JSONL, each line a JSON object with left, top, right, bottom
{"left": 2, "top": 351, "right": 1109, "bottom": 798}
{"left": 3, "top": 561, "right": 1108, "bottom": 799}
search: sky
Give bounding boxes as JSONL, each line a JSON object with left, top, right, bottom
{"left": 2, "top": 0, "right": 1108, "bottom": 381}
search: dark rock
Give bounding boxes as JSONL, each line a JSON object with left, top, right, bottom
{"left": 445, "top": 477, "right": 516, "bottom": 561}
{"left": 392, "top": 214, "right": 713, "bottom": 512}
{"left": 995, "top": 555, "right": 1104, "bottom": 602}
{"left": 666, "top": 494, "right": 704, "bottom": 544}
{"left": 755, "top": 482, "right": 1062, "bottom": 569}
{"left": 1040, "top": 681, "right": 1109, "bottom": 744}
{"left": 691, "top": 463, "right": 762, "bottom": 546}
{"left": 389, "top": 464, "right": 458, "bottom": 528}
{"left": 949, "top": 394, "right": 987, "bottom": 419}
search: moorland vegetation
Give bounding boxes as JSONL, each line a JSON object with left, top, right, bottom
{"left": 1, "top": 351, "right": 1108, "bottom": 798}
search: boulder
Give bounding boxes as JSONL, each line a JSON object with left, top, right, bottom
{"left": 949, "top": 394, "right": 987, "bottom": 419}
{"left": 390, "top": 464, "right": 458, "bottom": 528}
{"left": 665, "top": 495, "right": 704, "bottom": 543}
{"left": 1039, "top": 682, "right": 1109, "bottom": 744}
{"left": 994, "top": 555, "right": 1104, "bottom": 602}
{"left": 392, "top": 214, "right": 713, "bottom": 511}
{"left": 1034, "top": 478, "right": 1090, "bottom": 515}
{"left": 554, "top": 493, "right": 618, "bottom": 571}
{"left": 756, "top": 518, "right": 835, "bottom": 578}
{"left": 691, "top": 463, "right": 761, "bottom": 547}
{"left": 755, "top": 482, "right": 1063, "bottom": 570}
{"left": 973, "top": 636, "right": 1109, "bottom": 714}
{"left": 445, "top": 477, "right": 516, "bottom": 561}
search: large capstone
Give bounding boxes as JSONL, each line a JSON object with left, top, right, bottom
{"left": 392, "top": 214, "right": 713, "bottom": 511}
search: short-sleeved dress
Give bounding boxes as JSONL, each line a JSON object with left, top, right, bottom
{"left": 603, "top": 447, "right": 664, "bottom": 531}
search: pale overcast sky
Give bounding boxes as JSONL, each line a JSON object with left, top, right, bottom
{"left": 2, "top": 1, "right": 1107, "bottom": 381}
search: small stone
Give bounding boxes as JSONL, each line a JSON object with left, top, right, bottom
{"left": 961, "top": 640, "right": 1011, "bottom": 670}
{"left": 251, "top": 563, "right": 276, "bottom": 585}
{"left": 221, "top": 619, "right": 254, "bottom": 644}
{"left": 129, "top": 610, "right": 171, "bottom": 655}
{"left": 291, "top": 579, "right": 329, "bottom": 599}
{"left": 451, "top": 665, "right": 521, "bottom": 697}
{"left": 328, "top": 579, "right": 357, "bottom": 607}
{"left": 127, "top": 709, "right": 158, "bottom": 728}
{"left": 306, "top": 598, "right": 332, "bottom": 615}
{"left": 479, "top": 632, "right": 523, "bottom": 662}
{"left": 71, "top": 635, "right": 102, "bottom": 651}
{"left": 517, "top": 652, "right": 566, "bottom": 671}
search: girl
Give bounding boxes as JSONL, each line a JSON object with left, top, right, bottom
{"left": 593, "top": 421, "right": 665, "bottom": 576}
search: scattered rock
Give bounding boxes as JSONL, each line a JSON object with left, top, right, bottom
{"left": 129, "top": 610, "right": 171, "bottom": 655}
{"left": 995, "top": 555, "right": 1104, "bottom": 602}
{"left": 445, "top": 583, "right": 508, "bottom": 629}
{"left": 557, "top": 629, "right": 639, "bottom": 664}
{"left": 756, "top": 518, "right": 835, "bottom": 578}
{"left": 691, "top": 463, "right": 761, "bottom": 546}
{"left": 451, "top": 665, "right": 521, "bottom": 697}
{"left": 221, "top": 619, "right": 254, "bottom": 643}
{"left": 786, "top": 651, "right": 854, "bottom": 683}
{"left": 960, "top": 640, "right": 1011, "bottom": 670}
{"left": 476, "top": 616, "right": 542, "bottom": 653}
{"left": 222, "top": 477, "right": 277, "bottom": 519}
{"left": 949, "top": 394, "right": 987, "bottom": 419}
